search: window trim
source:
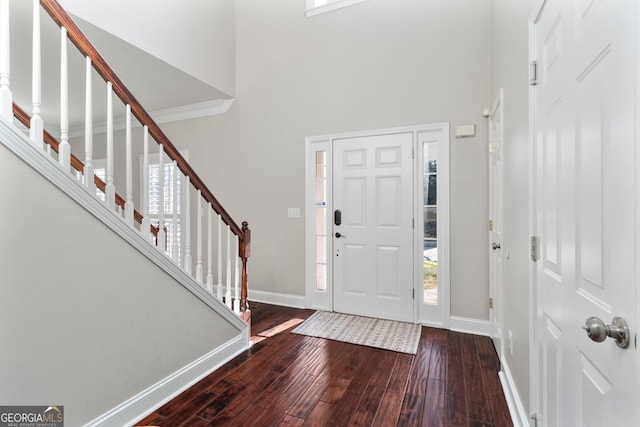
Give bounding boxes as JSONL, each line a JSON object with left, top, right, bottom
{"left": 305, "top": 0, "right": 371, "bottom": 18}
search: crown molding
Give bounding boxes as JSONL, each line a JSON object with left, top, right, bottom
{"left": 67, "top": 98, "right": 234, "bottom": 138}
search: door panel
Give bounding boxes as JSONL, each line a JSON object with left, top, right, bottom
{"left": 533, "top": 0, "right": 637, "bottom": 425}
{"left": 333, "top": 133, "right": 414, "bottom": 322}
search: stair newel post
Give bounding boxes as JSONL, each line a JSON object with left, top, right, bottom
{"left": 171, "top": 160, "right": 179, "bottom": 261}
{"left": 206, "top": 203, "right": 214, "bottom": 293}
{"left": 57, "top": 27, "right": 70, "bottom": 171}
{"left": 240, "top": 221, "right": 251, "bottom": 313}
{"left": 29, "top": 0, "right": 43, "bottom": 150}
{"left": 83, "top": 57, "right": 95, "bottom": 194}
{"left": 183, "top": 179, "right": 192, "bottom": 274}
{"left": 0, "top": 0, "right": 11, "bottom": 121}
{"left": 234, "top": 235, "right": 240, "bottom": 307}
{"left": 157, "top": 144, "right": 166, "bottom": 252}
{"left": 195, "top": 190, "right": 203, "bottom": 283}
{"left": 105, "top": 82, "right": 116, "bottom": 210}
{"left": 124, "top": 105, "right": 134, "bottom": 225}
{"left": 141, "top": 126, "right": 151, "bottom": 241}
{"left": 225, "top": 225, "right": 231, "bottom": 305}
{"left": 216, "top": 213, "right": 223, "bottom": 301}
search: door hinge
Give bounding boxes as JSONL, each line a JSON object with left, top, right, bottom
{"left": 413, "top": 288, "right": 415, "bottom": 299}
{"left": 489, "top": 298, "right": 493, "bottom": 309}
{"left": 488, "top": 220, "right": 493, "bottom": 231}
{"left": 412, "top": 146, "right": 415, "bottom": 159}
{"left": 488, "top": 143, "right": 495, "bottom": 153}
{"left": 529, "top": 61, "right": 538, "bottom": 86}
{"left": 412, "top": 218, "right": 415, "bottom": 229}
{"left": 531, "top": 236, "right": 539, "bottom": 261}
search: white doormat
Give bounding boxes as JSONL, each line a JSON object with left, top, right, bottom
{"left": 292, "top": 311, "right": 421, "bottom": 354}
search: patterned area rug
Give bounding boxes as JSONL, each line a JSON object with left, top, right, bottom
{"left": 292, "top": 311, "right": 421, "bottom": 354}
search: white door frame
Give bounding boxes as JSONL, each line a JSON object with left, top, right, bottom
{"left": 529, "top": 5, "right": 540, "bottom": 420}
{"left": 305, "top": 123, "right": 450, "bottom": 326}
{"left": 489, "top": 88, "right": 505, "bottom": 359}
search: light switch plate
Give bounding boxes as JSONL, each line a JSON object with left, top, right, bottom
{"left": 288, "top": 207, "right": 301, "bottom": 218}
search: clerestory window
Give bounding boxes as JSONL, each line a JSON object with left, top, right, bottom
{"left": 305, "top": 0, "right": 371, "bottom": 17}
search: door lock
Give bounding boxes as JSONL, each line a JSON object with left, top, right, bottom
{"left": 334, "top": 210, "right": 342, "bottom": 226}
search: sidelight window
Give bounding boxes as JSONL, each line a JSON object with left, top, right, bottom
{"left": 314, "top": 151, "right": 328, "bottom": 292}
{"left": 423, "top": 141, "right": 438, "bottom": 304}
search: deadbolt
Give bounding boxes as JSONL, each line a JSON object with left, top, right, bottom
{"left": 582, "top": 316, "right": 630, "bottom": 349}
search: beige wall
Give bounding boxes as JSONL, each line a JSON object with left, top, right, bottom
{"left": 491, "top": 0, "right": 535, "bottom": 414}
{"left": 159, "top": 0, "right": 493, "bottom": 320}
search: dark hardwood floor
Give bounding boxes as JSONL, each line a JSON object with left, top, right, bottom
{"left": 135, "top": 303, "right": 513, "bottom": 427}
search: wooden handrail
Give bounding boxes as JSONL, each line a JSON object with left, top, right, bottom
{"left": 40, "top": 0, "right": 244, "bottom": 239}
{"left": 12, "top": 102, "right": 158, "bottom": 236}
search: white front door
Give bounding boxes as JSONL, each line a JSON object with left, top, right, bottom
{"left": 333, "top": 132, "right": 414, "bottom": 322}
{"left": 489, "top": 89, "right": 504, "bottom": 358}
{"left": 533, "top": 0, "right": 637, "bottom": 425}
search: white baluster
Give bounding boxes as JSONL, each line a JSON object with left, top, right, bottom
{"left": 157, "top": 145, "right": 166, "bottom": 252}
{"left": 84, "top": 57, "right": 95, "bottom": 194}
{"left": 29, "top": 0, "right": 43, "bottom": 149}
{"left": 206, "top": 203, "right": 214, "bottom": 293}
{"left": 171, "top": 161, "right": 179, "bottom": 261}
{"left": 217, "top": 214, "right": 223, "bottom": 300}
{"left": 196, "top": 190, "right": 203, "bottom": 283}
{"left": 0, "top": 0, "right": 12, "bottom": 121}
{"left": 225, "top": 225, "right": 231, "bottom": 304}
{"left": 183, "top": 179, "right": 192, "bottom": 274}
{"left": 58, "top": 27, "right": 70, "bottom": 171}
{"left": 124, "top": 104, "right": 134, "bottom": 225}
{"left": 141, "top": 126, "right": 151, "bottom": 241}
{"left": 234, "top": 235, "right": 240, "bottom": 304}
{"left": 105, "top": 82, "right": 115, "bottom": 209}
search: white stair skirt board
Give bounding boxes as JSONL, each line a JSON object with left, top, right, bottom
{"left": 499, "top": 357, "right": 529, "bottom": 427}
{"left": 249, "top": 289, "right": 307, "bottom": 309}
{"left": 85, "top": 335, "right": 248, "bottom": 427}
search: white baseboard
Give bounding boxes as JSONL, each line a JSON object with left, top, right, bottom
{"left": 249, "top": 290, "right": 307, "bottom": 309}
{"left": 85, "top": 335, "right": 249, "bottom": 427}
{"left": 449, "top": 316, "right": 490, "bottom": 336}
{"left": 499, "top": 358, "right": 530, "bottom": 427}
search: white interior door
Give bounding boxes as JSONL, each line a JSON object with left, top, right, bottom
{"left": 533, "top": 1, "right": 637, "bottom": 425}
{"left": 333, "top": 133, "right": 414, "bottom": 322}
{"left": 489, "top": 89, "right": 504, "bottom": 358}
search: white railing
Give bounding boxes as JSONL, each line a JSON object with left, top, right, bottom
{"left": 1, "top": 0, "right": 250, "bottom": 314}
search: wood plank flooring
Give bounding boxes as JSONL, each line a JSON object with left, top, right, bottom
{"left": 135, "top": 303, "right": 513, "bottom": 427}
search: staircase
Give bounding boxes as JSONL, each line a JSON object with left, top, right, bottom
{"left": 0, "top": 0, "right": 251, "bottom": 425}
